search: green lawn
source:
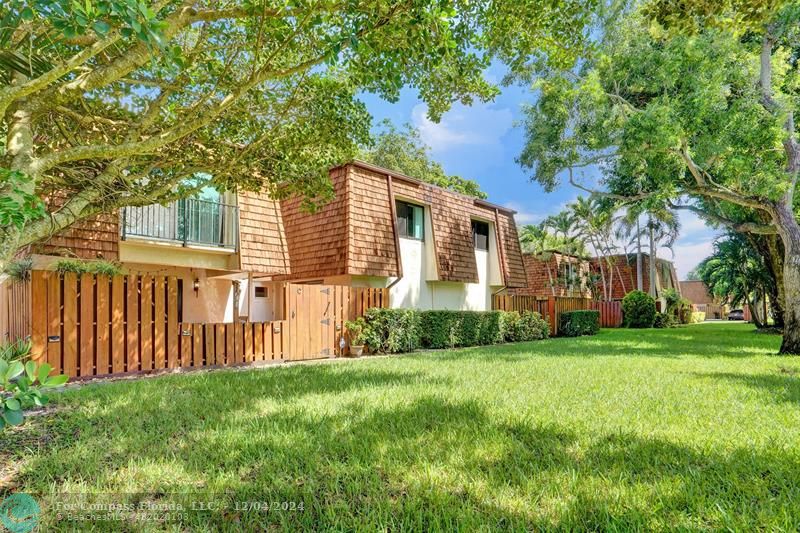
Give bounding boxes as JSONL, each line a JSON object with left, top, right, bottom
{"left": 3, "top": 323, "right": 800, "bottom": 531}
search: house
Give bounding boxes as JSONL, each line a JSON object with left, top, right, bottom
{"left": 590, "top": 253, "right": 681, "bottom": 302}
{"left": 278, "top": 161, "right": 527, "bottom": 310}
{"left": 31, "top": 186, "right": 289, "bottom": 325}
{"left": 680, "top": 280, "right": 728, "bottom": 320}
{"left": 28, "top": 161, "right": 527, "bottom": 321}
{"left": 509, "top": 251, "right": 592, "bottom": 298}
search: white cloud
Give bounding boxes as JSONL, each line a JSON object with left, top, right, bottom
{"left": 504, "top": 202, "right": 542, "bottom": 225}
{"left": 666, "top": 240, "right": 715, "bottom": 279}
{"left": 678, "top": 210, "right": 711, "bottom": 237}
{"left": 411, "top": 102, "right": 513, "bottom": 153}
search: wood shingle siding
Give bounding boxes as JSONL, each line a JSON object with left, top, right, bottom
{"left": 348, "top": 166, "right": 401, "bottom": 277}
{"left": 37, "top": 212, "right": 119, "bottom": 260}
{"left": 280, "top": 161, "right": 527, "bottom": 287}
{"left": 237, "top": 192, "right": 290, "bottom": 274}
{"left": 279, "top": 166, "right": 351, "bottom": 279}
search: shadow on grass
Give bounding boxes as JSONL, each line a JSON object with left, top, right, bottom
{"left": 7, "top": 365, "right": 800, "bottom": 531}
{"left": 691, "top": 370, "right": 800, "bottom": 405}
{"left": 424, "top": 324, "right": 780, "bottom": 363}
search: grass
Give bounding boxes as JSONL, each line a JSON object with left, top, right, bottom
{"left": 2, "top": 323, "right": 800, "bottom": 531}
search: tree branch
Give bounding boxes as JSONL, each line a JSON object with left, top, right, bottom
{"left": 0, "top": 31, "right": 121, "bottom": 118}
{"left": 667, "top": 201, "right": 777, "bottom": 235}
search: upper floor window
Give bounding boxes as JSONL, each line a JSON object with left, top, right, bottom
{"left": 396, "top": 200, "right": 424, "bottom": 240}
{"left": 472, "top": 220, "right": 489, "bottom": 250}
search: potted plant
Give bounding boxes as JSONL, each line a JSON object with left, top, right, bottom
{"left": 345, "top": 317, "right": 368, "bottom": 356}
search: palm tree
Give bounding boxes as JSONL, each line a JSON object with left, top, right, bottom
{"left": 519, "top": 221, "right": 588, "bottom": 296}
{"left": 569, "top": 196, "right": 625, "bottom": 300}
{"left": 617, "top": 202, "right": 680, "bottom": 298}
{"left": 696, "top": 233, "right": 773, "bottom": 327}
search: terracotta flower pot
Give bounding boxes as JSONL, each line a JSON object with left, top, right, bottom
{"left": 350, "top": 345, "right": 364, "bottom": 357}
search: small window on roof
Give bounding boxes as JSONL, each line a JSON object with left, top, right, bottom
{"left": 396, "top": 200, "right": 424, "bottom": 240}
{"left": 472, "top": 220, "right": 489, "bottom": 251}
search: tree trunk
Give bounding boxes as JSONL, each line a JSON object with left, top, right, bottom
{"left": 765, "top": 234, "right": 785, "bottom": 328}
{"left": 772, "top": 202, "right": 800, "bottom": 354}
{"left": 748, "top": 298, "right": 764, "bottom": 328}
{"left": 648, "top": 224, "right": 657, "bottom": 298}
{"left": 636, "top": 218, "right": 643, "bottom": 291}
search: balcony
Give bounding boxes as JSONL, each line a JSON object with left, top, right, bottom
{"left": 121, "top": 198, "right": 239, "bottom": 250}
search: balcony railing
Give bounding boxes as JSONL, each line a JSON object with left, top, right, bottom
{"left": 121, "top": 198, "right": 238, "bottom": 250}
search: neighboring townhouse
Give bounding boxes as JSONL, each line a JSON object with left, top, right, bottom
{"left": 510, "top": 251, "right": 592, "bottom": 298}
{"left": 591, "top": 253, "right": 681, "bottom": 301}
{"left": 680, "top": 280, "right": 727, "bottom": 319}
{"left": 278, "top": 161, "right": 527, "bottom": 310}
{"left": 29, "top": 160, "right": 527, "bottom": 319}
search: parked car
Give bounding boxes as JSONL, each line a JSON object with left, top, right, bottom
{"left": 728, "top": 309, "right": 744, "bottom": 321}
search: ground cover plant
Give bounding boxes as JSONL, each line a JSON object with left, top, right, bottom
{"left": 1, "top": 323, "right": 798, "bottom": 530}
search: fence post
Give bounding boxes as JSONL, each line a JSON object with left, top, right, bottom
{"left": 548, "top": 296, "right": 556, "bottom": 336}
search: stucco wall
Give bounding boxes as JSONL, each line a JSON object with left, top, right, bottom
{"left": 387, "top": 217, "right": 502, "bottom": 311}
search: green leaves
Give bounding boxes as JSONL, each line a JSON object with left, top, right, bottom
{"left": 0, "top": 169, "right": 46, "bottom": 232}
{"left": 362, "top": 120, "right": 487, "bottom": 199}
{"left": 0, "top": 345, "right": 67, "bottom": 431}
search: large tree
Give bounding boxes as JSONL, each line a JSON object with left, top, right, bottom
{"left": 519, "top": 3, "right": 800, "bottom": 353}
{"left": 361, "top": 120, "right": 486, "bottom": 198}
{"left": 0, "top": 0, "right": 594, "bottom": 267}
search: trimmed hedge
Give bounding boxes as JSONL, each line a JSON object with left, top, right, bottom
{"left": 360, "top": 308, "right": 550, "bottom": 353}
{"left": 419, "top": 310, "right": 506, "bottom": 349}
{"left": 691, "top": 311, "right": 706, "bottom": 323}
{"left": 559, "top": 310, "right": 599, "bottom": 337}
{"left": 622, "top": 290, "right": 657, "bottom": 328}
{"left": 361, "top": 308, "right": 421, "bottom": 353}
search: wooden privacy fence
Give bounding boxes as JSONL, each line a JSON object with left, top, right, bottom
{"left": 588, "top": 300, "right": 624, "bottom": 328}
{"left": 0, "top": 276, "right": 31, "bottom": 342}
{"left": 25, "top": 271, "right": 388, "bottom": 379}
{"left": 29, "top": 271, "right": 287, "bottom": 378}
{"left": 493, "top": 294, "right": 623, "bottom": 335}
{"left": 492, "top": 294, "right": 547, "bottom": 316}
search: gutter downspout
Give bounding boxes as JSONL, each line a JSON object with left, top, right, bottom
{"left": 493, "top": 208, "right": 507, "bottom": 295}
{"left": 386, "top": 175, "right": 403, "bottom": 291}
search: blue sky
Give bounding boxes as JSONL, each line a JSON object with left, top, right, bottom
{"left": 359, "top": 64, "right": 719, "bottom": 279}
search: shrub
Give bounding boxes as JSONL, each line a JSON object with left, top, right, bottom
{"left": 512, "top": 311, "right": 550, "bottom": 341}
{"left": 622, "top": 290, "right": 657, "bottom": 328}
{"left": 419, "top": 310, "right": 509, "bottom": 349}
{"left": 3, "top": 257, "right": 32, "bottom": 282}
{"left": 0, "top": 338, "right": 32, "bottom": 364}
{"left": 676, "top": 298, "right": 694, "bottom": 324}
{"left": 0, "top": 341, "right": 68, "bottom": 430}
{"left": 663, "top": 288, "right": 680, "bottom": 313}
{"left": 54, "top": 259, "right": 123, "bottom": 276}
{"left": 654, "top": 312, "right": 676, "bottom": 328}
{"left": 691, "top": 311, "right": 706, "bottom": 323}
{"left": 501, "top": 311, "right": 521, "bottom": 342}
{"left": 559, "top": 310, "right": 600, "bottom": 337}
{"left": 361, "top": 308, "right": 421, "bottom": 353}
{"left": 344, "top": 317, "right": 368, "bottom": 346}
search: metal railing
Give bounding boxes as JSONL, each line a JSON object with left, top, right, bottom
{"left": 121, "top": 198, "right": 239, "bottom": 249}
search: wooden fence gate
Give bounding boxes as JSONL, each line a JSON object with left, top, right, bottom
{"left": 285, "top": 283, "right": 389, "bottom": 360}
